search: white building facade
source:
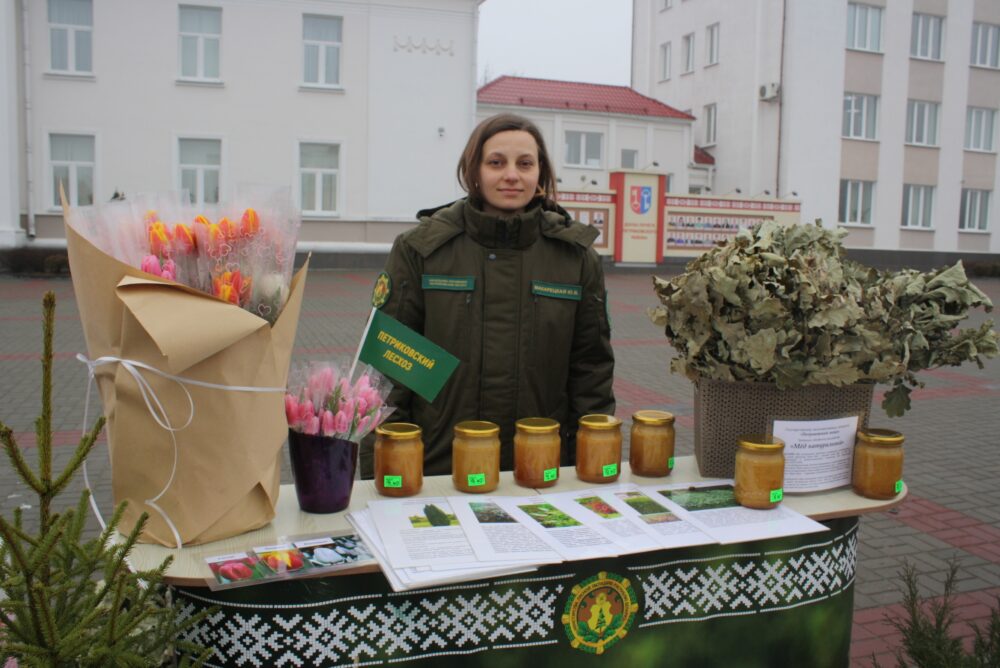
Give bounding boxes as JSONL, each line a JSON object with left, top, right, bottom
{"left": 632, "top": 0, "right": 1000, "bottom": 258}
{"left": 2, "top": 0, "right": 479, "bottom": 253}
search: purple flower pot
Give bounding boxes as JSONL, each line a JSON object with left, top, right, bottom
{"left": 288, "top": 431, "right": 358, "bottom": 513}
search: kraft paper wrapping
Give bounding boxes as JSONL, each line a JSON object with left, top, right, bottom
{"left": 65, "top": 223, "right": 308, "bottom": 546}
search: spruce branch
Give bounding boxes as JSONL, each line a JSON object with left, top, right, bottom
{"left": 0, "top": 423, "right": 45, "bottom": 494}
{"left": 50, "top": 415, "right": 105, "bottom": 498}
{"left": 38, "top": 291, "right": 56, "bottom": 486}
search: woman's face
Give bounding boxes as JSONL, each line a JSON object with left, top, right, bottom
{"left": 478, "top": 130, "right": 540, "bottom": 216}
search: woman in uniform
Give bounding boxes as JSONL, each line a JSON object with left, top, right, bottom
{"left": 362, "top": 113, "right": 615, "bottom": 477}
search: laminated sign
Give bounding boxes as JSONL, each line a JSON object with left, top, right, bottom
{"left": 357, "top": 309, "right": 459, "bottom": 402}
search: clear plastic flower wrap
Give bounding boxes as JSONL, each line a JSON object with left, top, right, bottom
{"left": 285, "top": 361, "right": 395, "bottom": 443}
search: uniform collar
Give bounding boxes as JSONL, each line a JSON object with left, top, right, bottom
{"left": 462, "top": 199, "right": 543, "bottom": 250}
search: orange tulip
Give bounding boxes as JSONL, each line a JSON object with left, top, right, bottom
{"left": 148, "top": 221, "right": 172, "bottom": 257}
{"left": 218, "top": 217, "right": 238, "bottom": 240}
{"left": 193, "top": 214, "right": 212, "bottom": 227}
{"left": 144, "top": 210, "right": 161, "bottom": 226}
{"left": 172, "top": 223, "right": 197, "bottom": 254}
{"left": 212, "top": 270, "right": 251, "bottom": 306}
{"left": 240, "top": 208, "right": 260, "bottom": 238}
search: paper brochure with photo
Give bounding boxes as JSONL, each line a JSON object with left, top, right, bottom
{"left": 772, "top": 415, "right": 859, "bottom": 492}
{"left": 592, "top": 486, "right": 716, "bottom": 550}
{"left": 642, "top": 481, "right": 828, "bottom": 544}
{"left": 541, "top": 485, "right": 663, "bottom": 553}
{"left": 491, "top": 496, "right": 619, "bottom": 560}
{"left": 293, "top": 534, "right": 375, "bottom": 572}
{"left": 205, "top": 551, "right": 271, "bottom": 590}
{"left": 368, "top": 497, "right": 482, "bottom": 569}
{"left": 450, "top": 497, "right": 564, "bottom": 563}
{"left": 252, "top": 543, "right": 311, "bottom": 576}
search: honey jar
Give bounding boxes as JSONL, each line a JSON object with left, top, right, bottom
{"left": 514, "top": 418, "right": 561, "bottom": 488}
{"left": 852, "top": 428, "right": 904, "bottom": 500}
{"left": 452, "top": 420, "right": 500, "bottom": 493}
{"left": 374, "top": 422, "right": 423, "bottom": 497}
{"left": 629, "top": 410, "right": 676, "bottom": 477}
{"left": 576, "top": 414, "right": 623, "bottom": 483}
{"left": 734, "top": 435, "right": 785, "bottom": 509}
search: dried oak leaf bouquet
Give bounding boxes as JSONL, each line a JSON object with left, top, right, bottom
{"left": 649, "top": 220, "right": 999, "bottom": 417}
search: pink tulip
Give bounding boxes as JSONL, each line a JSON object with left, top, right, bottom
{"left": 321, "top": 410, "right": 335, "bottom": 436}
{"left": 334, "top": 410, "right": 351, "bottom": 434}
{"left": 298, "top": 400, "right": 315, "bottom": 424}
{"left": 356, "top": 397, "right": 369, "bottom": 417}
{"left": 140, "top": 254, "right": 162, "bottom": 277}
{"left": 304, "top": 415, "right": 320, "bottom": 435}
{"left": 355, "top": 415, "right": 371, "bottom": 437}
{"left": 285, "top": 394, "right": 299, "bottom": 426}
{"left": 160, "top": 259, "right": 177, "bottom": 281}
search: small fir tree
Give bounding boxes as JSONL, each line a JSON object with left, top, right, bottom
{"left": 0, "top": 292, "right": 211, "bottom": 665}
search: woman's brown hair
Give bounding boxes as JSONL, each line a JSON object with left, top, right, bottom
{"left": 457, "top": 113, "right": 558, "bottom": 206}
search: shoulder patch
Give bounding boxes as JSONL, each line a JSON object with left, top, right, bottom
{"left": 371, "top": 272, "right": 391, "bottom": 309}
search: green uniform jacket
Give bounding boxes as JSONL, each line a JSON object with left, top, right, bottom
{"left": 361, "top": 198, "right": 616, "bottom": 477}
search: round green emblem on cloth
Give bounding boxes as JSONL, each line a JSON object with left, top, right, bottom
{"left": 561, "top": 571, "right": 638, "bottom": 654}
{"left": 371, "top": 272, "right": 391, "bottom": 309}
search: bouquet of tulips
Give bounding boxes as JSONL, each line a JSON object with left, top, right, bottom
{"left": 285, "top": 361, "right": 395, "bottom": 443}
{"left": 67, "top": 187, "right": 299, "bottom": 324}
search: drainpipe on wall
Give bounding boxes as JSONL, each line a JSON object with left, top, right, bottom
{"left": 775, "top": 0, "right": 786, "bottom": 198}
{"left": 21, "top": 0, "right": 35, "bottom": 239}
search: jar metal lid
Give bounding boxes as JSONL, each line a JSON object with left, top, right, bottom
{"left": 454, "top": 420, "right": 500, "bottom": 437}
{"left": 632, "top": 410, "right": 675, "bottom": 425}
{"left": 516, "top": 417, "right": 560, "bottom": 434}
{"left": 737, "top": 435, "right": 785, "bottom": 452}
{"left": 579, "top": 414, "right": 622, "bottom": 430}
{"left": 376, "top": 422, "right": 422, "bottom": 439}
{"left": 857, "top": 428, "right": 904, "bottom": 446}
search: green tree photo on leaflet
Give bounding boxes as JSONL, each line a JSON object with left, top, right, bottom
{"left": 0, "top": 292, "right": 212, "bottom": 665}
{"left": 424, "top": 504, "right": 451, "bottom": 527}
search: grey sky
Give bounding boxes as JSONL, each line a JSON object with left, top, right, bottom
{"left": 476, "top": 0, "right": 633, "bottom": 86}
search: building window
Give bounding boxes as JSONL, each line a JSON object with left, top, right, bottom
{"left": 901, "top": 184, "right": 934, "bottom": 228}
{"left": 621, "top": 149, "right": 638, "bottom": 169}
{"left": 960, "top": 189, "right": 991, "bottom": 231}
{"left": 905, "top": 100, "right": 939, "bottom": 146}
{"left": 971, "top": 22, "right": 1000, "bottom": 68}
{"left": 48, "top": 0, "right": 92, "bottom": 74}
{"left": 846, "top": 3, "right": 883, "bottom": 52}
{"left": 966, "top": 107, "right": 997, "bottom": 151}
{"left": 704, "top": 103, "right": 717, "bottom": 145}
{"left": 839, "top": 179, "right": 874, "bottom": 225}
{"left": 179, "top": 138, "right": 221, "bottom": 205}
{"left": 565, "top": 131, "right": 603, "bottom": 168}
{"left": 50, "top": 133, "right": 94, "bottom": 208}
{"left": 911, "top": 13, "right": 943, "bottom": 60}
{"left": 682, "top": 33, "right": 695, "bottom": 73}
{"left": 706, "top": 23, "right": 720, "bottom": 66}
{"left": 661, "top": 0, "right": 672, "bottom": 9}
{"left": 300, "top": 143, "right": 340, "bottom": 215}
{"left": 659, "top": 42, "right": 671, "bottom": 80}
{"left": 842, "top": 93, "right": 878, "bottom": 140}
{"left": 179, "top": 5, "right": 221, "bottom": 80}
{"left": 303, "top": 15, "right": 342, "bottom": 87}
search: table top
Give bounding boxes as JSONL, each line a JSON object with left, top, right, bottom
{"left": 128, "top": 456, "right": 906, "bottom": 586}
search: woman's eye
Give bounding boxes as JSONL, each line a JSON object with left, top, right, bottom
{"left": 519, "top": 161, "right": 535, "bottom": 169}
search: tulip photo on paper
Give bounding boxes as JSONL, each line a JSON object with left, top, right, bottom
{"left": 285, "top": 361, "right": 395, "bottom": 443}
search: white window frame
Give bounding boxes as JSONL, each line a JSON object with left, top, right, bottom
{"left": 47, "top": 0, "right": 93, "bottom": 74}
{"left": 621, "top": 149, "right": 638, "bottom": 169}
{"left": 839, "top": 179, "right": 875, "bottom": 225}
{"left": 901, "top": 184, "right": 934, "bottom": 229}
{"left": 911, "top": 13, "right": 943, "bottom": 61}
{"left": 302, "top": 14, "right": 342, "bottom": 88}
{"left": 659, "top": 42, "right": 671, "bottom": 81}
{"left": 965, "top": 107, "right": 997, "bottom": 152}
{"left": 843, "top": 93, "right": 878, "bottom": 140}
{"left": 47, "top": 132, "right": 96, "bottom": 210}
{"left": 178, "top": 5, "right": 222, "bottom": 82}
{"left": 704, "top": 103, "right": 717, "bottom": 146}
{"left": 971, "top": 22, "right": 1000, "bottom": 69}
{"left": 846, "top": 3, "right": 883, "bottom": 53}
{"left": 682, "top": 33, "right": 695, "bottom": 73}
{"left": 706, "top": 23, "right": 720, "bottom": 66}
{"left": 662, "top": 0, "right": 672, "bottom": 9}
{"left": 564, "top": 130, "right": 603, "bottom": 168}
{"left": 176, "top": 136, "right": 223, "bottom": 206}
{"left": 905, "top": 100, "right": 939, "bottom": 146}
{"left": 960, "top": 189, "right": 991, "bottom": 231}
{"left": 298, "top": 141, "right": 342, "bottom": 216}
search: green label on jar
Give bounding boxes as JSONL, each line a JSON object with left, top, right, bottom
{"left": 383, "top": 475, "right": 402, "bottom": 488}
{"left": 668, "top": 456, "right": 675, "bottom": 470}
{"left": 468, "top": 473, "right": 486, "bottom": 487}
{"left": 895, "top": 480, "right": 903, "bottom": 493}
{"left": 602, "top": 463, "right": 618, "bottom": 477}
{"left": 770, "top": 488, "right": 784, "bottom": 503}
{"left": 543, "top": 468, "right": 558, "bottom": 482}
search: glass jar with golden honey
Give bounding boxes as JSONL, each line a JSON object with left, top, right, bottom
{"left": 852, "top": 428, "right": 904, "bottom": 500}
{"left": 452, "top": 421, "right": 500, "bottom": 493}
{"left": 629, "top": 410, "right": 676, "bottom": 477}
{"left": 374, "top": 422, "right": 423, "bottom": 497}
{"left": 576, "top": 414, "right": 623, "bottom": 483}
{"left": 734, "top": 435, "right": 785, "bottom": 509}
{"left": 514, "top": 418, "right": 561, "bottom": 488}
